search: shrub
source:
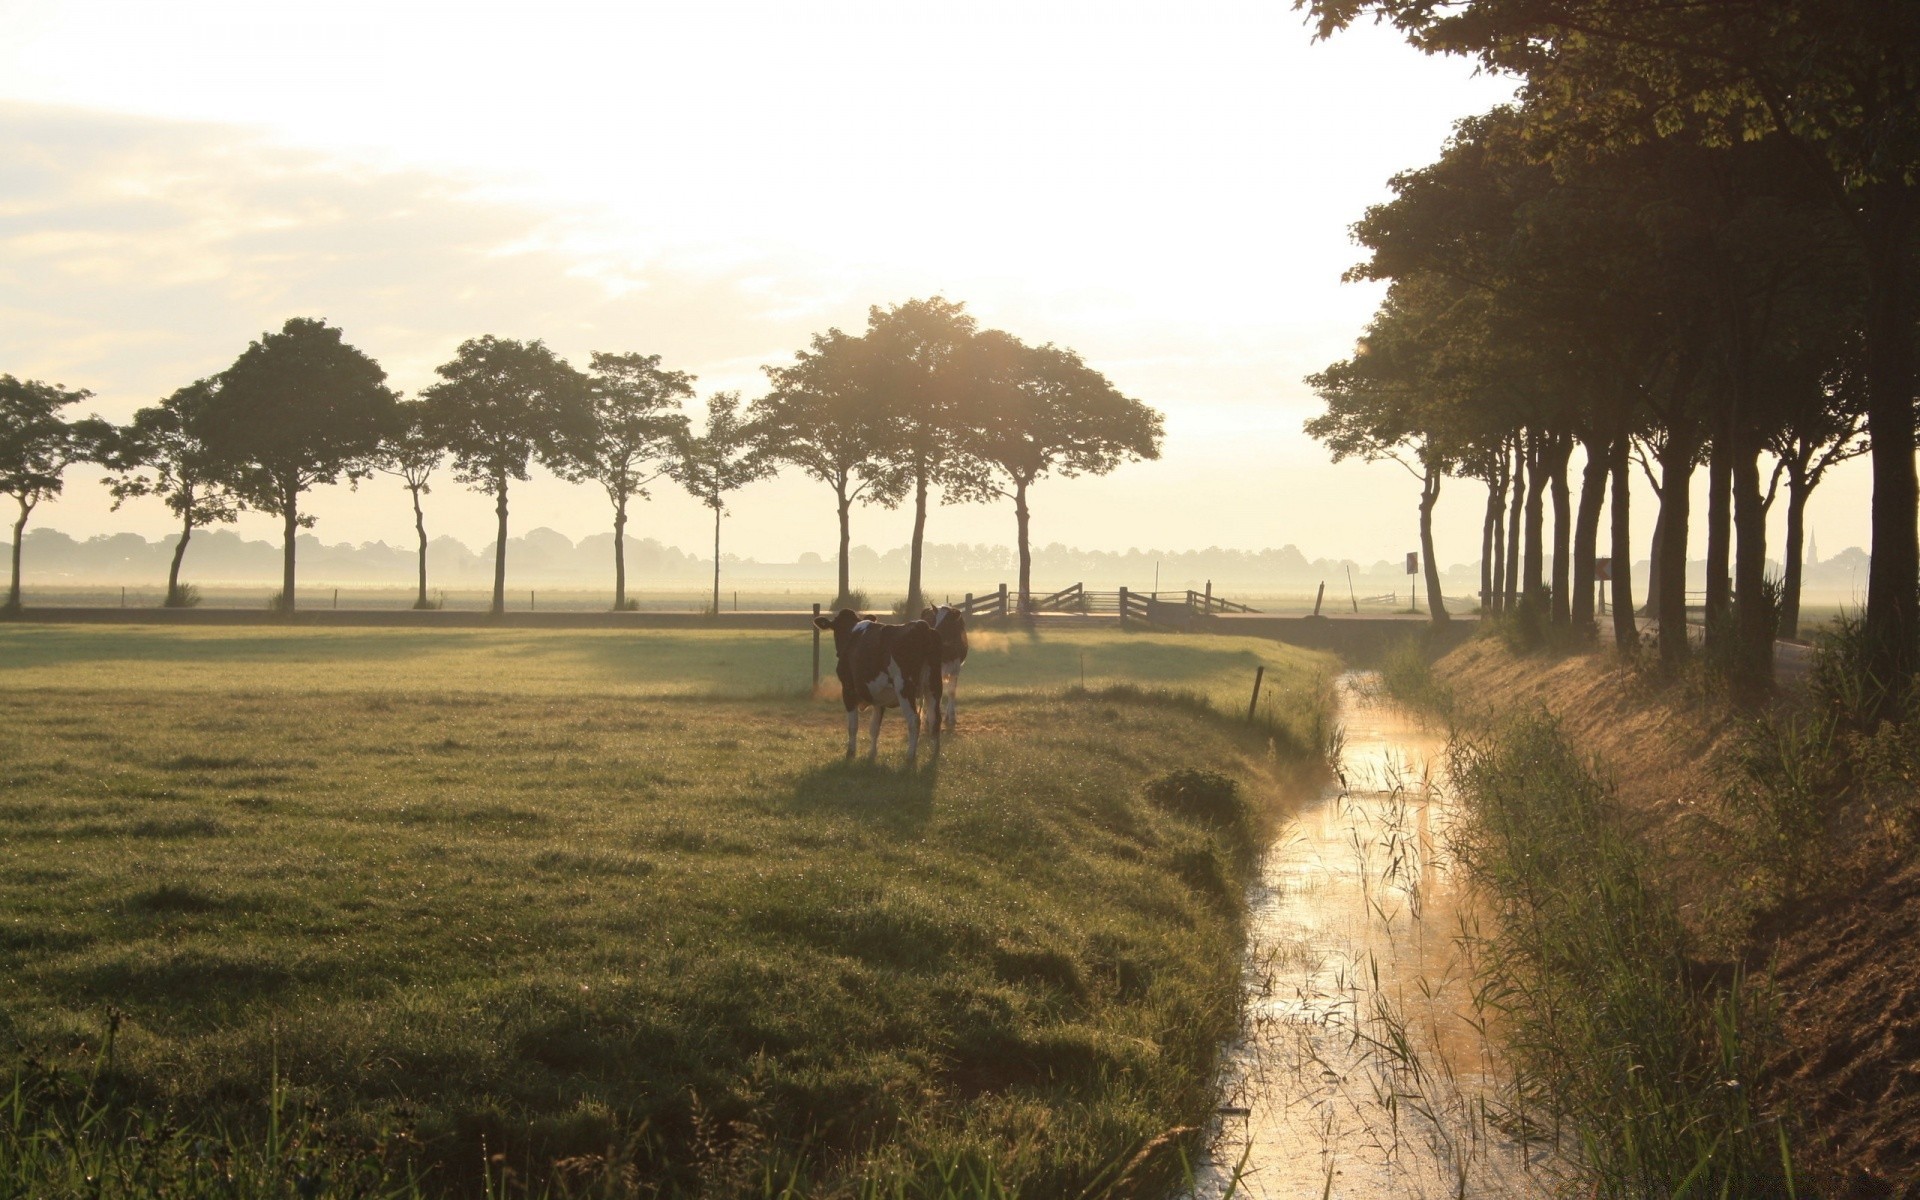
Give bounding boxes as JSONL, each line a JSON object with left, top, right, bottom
{"left": 1144, "top": 767, "right": 1245, "bottom": 833}
{"left": 163, "top": 583, "right": 202, "bottom": 608}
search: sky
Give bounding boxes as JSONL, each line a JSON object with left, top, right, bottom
{"left": 0, "top": 0, "right": 1875, "bottom": 574}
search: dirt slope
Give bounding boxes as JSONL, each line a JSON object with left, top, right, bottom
{"left": 1434, "top": 637, "right": 1920, "bottom": 1199}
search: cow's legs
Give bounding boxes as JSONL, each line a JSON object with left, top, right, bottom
{"left": 943, "top": 662, "right": 962, "bottom": 731}
{"left": 867, "top": 707, "right": 884, "bottom": 761}
{"left": 844, "top": 708, "right": 859, "bottom": 759}
{"left": 905, "top": 700, "right": 921, "bottom": 766}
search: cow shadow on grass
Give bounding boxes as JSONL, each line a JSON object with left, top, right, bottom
{"left": 782, "top": 757, "right": 940, "bottom": 835}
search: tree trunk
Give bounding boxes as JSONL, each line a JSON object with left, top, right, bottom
{"left": 1571, "top": 436, "right": 1609, "bottom": 633}
{"left": 1419, "top": 464, "right": 1449, "bottom": 623}
{"left": 1731, "top": 439, "right": 1774, "bottom": 700}
{"left": 1490, "top": 457, "right": 1508, "bottom": 615}
{"left": 6, "top": 499, "right": 28, "bottom": 611}
{"left": 712, "top": 503, "right": 722, "bottom": 616}
{"left": 1547, "top": 435, "right": 1573, "bottom": 625}
{"left": 1610, "top": 433, "right": 1638, "bottom": 654}
{"left": 280, "top": 480, "right": 299, "bottom": 613}
{"left": 835, "top": 483, "right": 852, "bottom": 607}
{"left": 1642, "top": 507, "right": 1664, "bottom": 618}
{"left": 612, "top": 499, "right": 627, "bottom": 610}
{"left": 1014, "top": 480, "right": 1033, "bottom": 615}
{"left": 491, "top": 474, "right": 509, "bottom": 616}
{"left": 1705, "top": 431, "right": 1732, "bottom": 636}
{"left": 167, "top": 514, "right": 193, "bottom": 606}
{"left": 1480, "top": 475, "right": 1500, "bottom": 618}
{"left": 412, "top": 486, "right": 430, "bottom": 609}
{"left": 1523, "top": 433, "right": 1547, "bottom": 604}
{"left": 1657, "top": 430, "right": 1697, "bottom": 668}
{"left": 1781, "top": 460, "right": 1808, "bottom": 641}
{"left": 1861, "top": 186, "right": 1919, "bottom": 718}
{"left": 1505, "top": 436, "right": 1526, "bottom": 610}
{"left": 906, "top": 466, "right": 929, "bottom": 615}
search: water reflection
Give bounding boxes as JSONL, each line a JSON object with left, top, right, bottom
{"left": 1191, "top": 674, "right": 1563, "bottom": 1199}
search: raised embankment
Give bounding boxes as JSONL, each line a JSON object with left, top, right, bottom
{"left": 1431, "top": 636, "right": 1920, "bottom": 1197}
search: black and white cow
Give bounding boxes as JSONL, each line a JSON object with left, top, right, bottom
{"left": 919, "top": 605, "right": 968, "bottom": 732}
{"left": 812, "top": 608, "right": 944, "bottom": 765}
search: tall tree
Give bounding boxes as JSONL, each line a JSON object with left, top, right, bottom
{"left": 1306, "top": 0, "right": 1920, "bottom": 708}
{"left": 375, "top": 399, "right": 445, "bottom": 610}
{"left": 552, "top": 352, "right": 693, "bottom": 610}
{"left": 419, "top": 336, "right": 592, "bottom": 615}
{"left": 199, "top": 317, "right": 398, "bottom": 612}
{"left": 754, "top": 328, "right": 908, "bottom": 608}
{"left": 671, "top": 392, "right": 774, "bottom": 616}
{"left": 103, "top": 379, "right": 241, "bottom": 607}
{"left": 951, "top": 331, "right": 1164, "bottom": 611}
{"left": 1, "top": 375, "right": 102, "bottom": 612}
{"left": 1306, "top": 276, "right": 1478, "bottom": 624}
{"left": 864, "top": 298, "right": 981, "bottom": 614}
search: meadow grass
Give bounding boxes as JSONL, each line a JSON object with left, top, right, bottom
{"left": 0, "top": 624, "right": 1335, "bottom": 1197}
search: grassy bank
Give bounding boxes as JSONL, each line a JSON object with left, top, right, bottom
{"left": 0, "top": 625, "right": 1334, "bottom": 1197}
{"left": 1451, "top": 717, "right": 1791, "bottom": 1197}
{"left": 1399, "top": 623, "right": 1920, "bottom": 1197}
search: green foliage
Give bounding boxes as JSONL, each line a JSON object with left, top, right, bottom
{"left": 1377, "top": 634, "right": 1454, "bottom": 715}
{"left": 200, "top": 318, "right": 398, "bottom": 520}
{"left": 1451, "top": 717, "right": 1794, "bottom": 1198}
{"left": 163, "top": 583, "right": 203, "bottom": 609}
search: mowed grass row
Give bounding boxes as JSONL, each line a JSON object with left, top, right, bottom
{"left": 0, "top": 625, "right": 1335, "bottom": 1197}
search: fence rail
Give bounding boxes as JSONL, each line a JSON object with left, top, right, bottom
{"left": 951, "top": 582, "right": 1259, "bottom": 625}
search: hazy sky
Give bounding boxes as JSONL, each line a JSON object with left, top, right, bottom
{"left": 0, "top": 0, "right": 1873, "bottom": 572}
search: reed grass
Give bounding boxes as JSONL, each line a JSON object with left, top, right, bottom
{"left": 1449, "top": 717, "right": 1794, "bottom": 1198}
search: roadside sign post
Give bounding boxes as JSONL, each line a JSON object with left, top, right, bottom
{"left": 1407, "top": 551, "right": 1419, "bottom": 614}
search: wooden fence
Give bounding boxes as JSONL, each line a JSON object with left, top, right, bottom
{"left": 952, "top": 583, "right": 1259, "bottom": 626}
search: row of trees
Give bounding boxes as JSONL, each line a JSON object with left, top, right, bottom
{"left": 2, "top": 299, "right": 1162, "bottom": 615}
{"left": 1304, "top": 0, "right": 1916, "bottom": 710}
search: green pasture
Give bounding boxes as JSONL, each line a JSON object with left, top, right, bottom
{"left": 0, "top": 624, "right": 1336, "bottom": 1197}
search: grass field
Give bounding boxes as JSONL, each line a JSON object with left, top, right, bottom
{"left": 0, "top": 624, "right": 1335, "bottom": 1198}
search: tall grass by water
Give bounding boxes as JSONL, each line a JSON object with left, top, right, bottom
{"left": 0, "top": 625, "right": 1335, "bottom": 1197}
{"left": 1450, "top": 717, "right": 1794, "bottom": 1198}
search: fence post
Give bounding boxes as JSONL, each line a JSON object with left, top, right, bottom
{"left": 998, "top": 583, "right": 1008, "bottom": 618}
{"left": 1313, "top": 581, "right": 1325, "bottom": 617}
{"left": 1119, "top": 586, "right": 1129, "bottom": 629}
{"left": 1204, "top": 579, "right": 1212, "bottom": 612}
{"left": 812, "top": 602, "right": 821, "bottom": 692}
{"left": 965, "top": 592, "right": 974, "bottom": 615}
{"left": 1247, "top": 665, "right": 1265, "bottom": 721}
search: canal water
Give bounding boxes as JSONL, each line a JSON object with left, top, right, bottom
{"left": 1191, "top": 674, "right": 1563, "bottom": 1199}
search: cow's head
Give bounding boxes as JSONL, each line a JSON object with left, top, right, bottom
{"left": 812, "top": 607, "right": 865, "bottom": 655}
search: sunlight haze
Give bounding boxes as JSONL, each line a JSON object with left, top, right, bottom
{"left": 1, "top": 0, "right": 1870, "bottom": 571}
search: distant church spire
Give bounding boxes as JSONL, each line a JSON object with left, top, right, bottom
{"left": 1809, "top": 529, "right": 1819, "bottom": 567}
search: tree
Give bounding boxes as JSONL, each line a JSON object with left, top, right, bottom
{"left": 864, "top": 298, "right": 982, "bottom": 614}
{"left": 754, "top": 328, "right": 908, "bottom": 608}
{"left": 1305, "top": 0, "right": 1920, "bottom": 708}
{"left": 375, "top": 399, "right": 445, "bottom": 610}
{"left": 951, "top": 330, "right": 1163, "bottom": 611}
{"left": 1, "top": 375, "right": 102, "bottom": 612}
{"left": 671, "top": 392, "right": 774, "bottom": 616}
{"left": 103, "top": 379, "right": 241, "bottom": 607}
{"left": 419, "top": 336, "right": 592, "bottom": 615}
{"left": 199, "top": 318, "right": 398, "bottom": 612}
{"left": 1306, "top": 275, "right": 1486, "bottom": 624}
{"left": 552, "top": 352, "right": 694, "bottom": 610}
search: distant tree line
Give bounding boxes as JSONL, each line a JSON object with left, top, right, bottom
{"left": 1303, "top": 0, "right": 1916, "bottom": 710}
{"left": 1, "top": 299, "right": 1161, "bottom": 616}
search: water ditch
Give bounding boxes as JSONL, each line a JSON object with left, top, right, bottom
{"left": 1191, "top": 673, "right": 1565, "bottom": 1199}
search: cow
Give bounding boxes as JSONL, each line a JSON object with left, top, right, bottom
{"left": 812, "top": 608, "right": 944, "bottom": 765}
{"left": 919, "top": 604, "right": 968, "bottom": 732}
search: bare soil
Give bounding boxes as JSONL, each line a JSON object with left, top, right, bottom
{"left": 1433, "top": 637, "right": 1920, "bottom": 1199}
